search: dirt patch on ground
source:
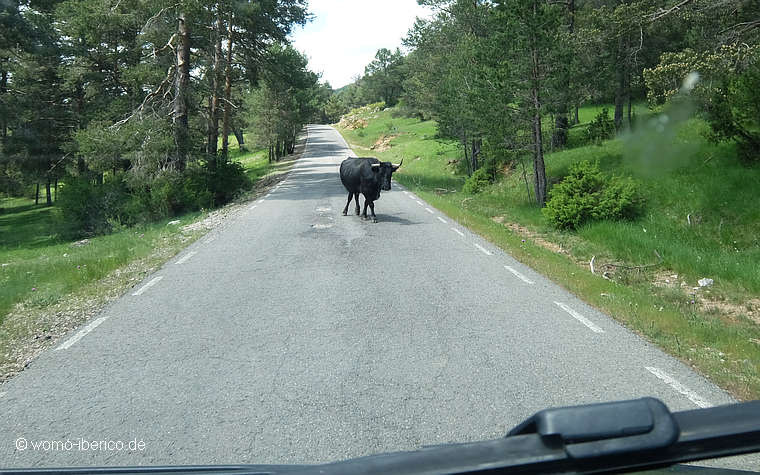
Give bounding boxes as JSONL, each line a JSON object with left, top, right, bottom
{"left": 370, "top": 134, "right": 398, "bottom": 152}
{"left": 492, "top": 217, "right": 570, "bottom": 256}
{"left": 491, "top": 216, "right": 760, "bottom": 328}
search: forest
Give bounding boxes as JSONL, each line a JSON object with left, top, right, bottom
{"left": 0, "top": 0, "right": 330, "bottom": 236}
{"left": 1, "top": 0, "right": 759, "bottom": 236}
{"left": 334, "top": 0, "right": 759, "bottom": 209}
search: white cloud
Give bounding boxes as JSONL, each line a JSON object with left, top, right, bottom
{"left": 290, "top": 0, "right": 432, "bottom": 89}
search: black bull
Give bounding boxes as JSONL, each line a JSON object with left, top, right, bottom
{"left": 339, "top": 157, "right": 402, "bottom": 222}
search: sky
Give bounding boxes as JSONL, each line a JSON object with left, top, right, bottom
{"left": 289, "top": 0, "right": 433, "bottom": 89}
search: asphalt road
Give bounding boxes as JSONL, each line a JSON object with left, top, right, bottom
{"left": 0, "top": 125, "right": 755, "bottom": 471}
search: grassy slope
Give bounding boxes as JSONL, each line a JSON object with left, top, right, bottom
{"left": 337, "top": 107, "right": 760, "bottom": 400}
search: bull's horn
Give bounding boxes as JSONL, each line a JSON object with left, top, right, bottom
{"left": 392, "top": 158, "right": 403, "bottom": 168}
{"left": 371, "top": 163, "right": 381, "bottom": 168}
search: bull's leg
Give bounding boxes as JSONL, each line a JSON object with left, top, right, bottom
{"left": 368, "top": 201, "right": 377, "bottom": 223}
{"left": 361, "top": 200, "right": 369, "bottom": 220}
{"left": 342, "top": 191, "right": 353, "bottom": 216}
{"left": 354, "top": 192, "right": 360, "bottom": 215}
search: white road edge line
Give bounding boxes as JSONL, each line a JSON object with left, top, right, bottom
{"left": 55, "top": 316, "right": 109, "bottom": 351}
{"left": 451, "top": 228, "right": 465, "bottom": 237}
{"left": 474, "top": 243, "right": 493, "bottom": 256}
{"left": 132, "top": 276, "right": 163, "bottom": 296}
{"left": 437, "top": 217, "right": 447, "bottom": 224}
{"left": 256, "top": 199, "right": 264, "bottom": 204}
{"left": 415, "top": 200, "right": 424, "bottom": 206}
{"left": 249, "top": 204, "right": 258, "bottom": 210}
{"left": 554, "top": 301, "right": 604, "bottom": 333}
{"left": 424, "top": 207, "right": 434, "bottom": 214}
{"left": 645, "top": 366, "right": 712, "bottom": 408}
{"left": 175, "top": 251, "right": 197, "bottom": 265}
{"left": 504, "top": 265, "right": 535, "bottom": 284}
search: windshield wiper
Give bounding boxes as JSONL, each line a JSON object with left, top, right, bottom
{"left": 4, "top": 397, "right": 760, "bottom": 475}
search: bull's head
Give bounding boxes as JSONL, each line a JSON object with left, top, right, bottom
{"left": 371, "top": 159, "right": 402, "bottom": 191}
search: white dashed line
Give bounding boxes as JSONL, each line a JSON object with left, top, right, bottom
{"left": 175, "top": 251, "right": 197, "bottom": 265}
{"left": 132, "top": 276, "right": 164, "bottom": 296}
{"left": 403, "top": 191, "right": 411, "bottom": 195}
{"left": 424, "top": 207, "right": 434, "bottom": 214}
{"left": 474, "top": 243, "right": 493, "bottom": 256}
{"left": 437, "top": 217, "right": 447, "bottom": 224}
{"left": 451, "top": 228, "right": 465, "bottom": 237}
{"left": 204, "top": 236, "right": 217, "bottom": 244}
{"left": 249, "top": 204, "right": 258, "bottom": 210}
{"left": 55, "top": 317, "right": 109, "bottom": 351}
{"left": 645, "top": 366, "right": 712, "bottom": 408}
{"left": 554, "top": 301, "right": 604, "bottom": 333}
{"left": 504, "top": 265, "right": 535, "bottom": 284}
{"left": 415, "top": 200, "right": 424, "bottom": 206}
{"left": 256, "top": 199, "right": 264, "bottom": 204}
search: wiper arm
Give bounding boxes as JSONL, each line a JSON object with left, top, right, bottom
{"left": 5, "top": 397, "right": 759, "bottom": 475}
{"left": 297, "top": 397, "right": 760, "bottom": 475}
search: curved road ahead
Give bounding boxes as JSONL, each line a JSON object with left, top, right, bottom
{"left": 0, "top": 125, "right": 753, "bottom": 470}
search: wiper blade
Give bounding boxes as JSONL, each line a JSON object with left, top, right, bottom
{"left": 4, "top": 397, "right": 759, "bottom": 475}
{"left": 292, "top": 397, "right": 760, "bottom": 474}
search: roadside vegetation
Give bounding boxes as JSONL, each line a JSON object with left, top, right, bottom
{"left": 0, "top": 138, "right": 298, "bottom": 382}
{"left": 337, "top": 105, "right": 760, "bottom": 400}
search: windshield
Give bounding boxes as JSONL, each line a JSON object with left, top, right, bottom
{"left": 1, "top": 0, "right": 759, "bottom": 473}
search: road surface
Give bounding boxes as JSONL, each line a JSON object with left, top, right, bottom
{"left": 0, "top": 125, "right": 754, "bottom": 470}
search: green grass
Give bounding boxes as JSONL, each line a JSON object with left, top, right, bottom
{"left": 0, "top": 212, "right": 202, "bottom": 323}
{"left": 0, "top": 140, "right": 285, "bottom": 327}
{"left": 337, "top": 105, "right": 760, "bottom": 400}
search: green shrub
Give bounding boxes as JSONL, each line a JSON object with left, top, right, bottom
{"left": 543, "top": 160, "right": 643, "bottom": 230}
{"left": 205, "top": 160, "right": 250, "bottom": 205}
{"left": 586, "top": 108, "right": 616, "bottom": 144}
{"left": 58, "top": 159, "right": 249, "bottom": 238}
{"left": 463, "top": 166, "right": 493, "bottom": 194}
{"left": 57, "top": 176, "right": 130, "bottom": 237}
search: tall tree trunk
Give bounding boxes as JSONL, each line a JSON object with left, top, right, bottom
{"left": 35, "top": 183, "right": 40, "bottom": 205}
{"left": 471, "top": 138, "right": 481, "bottom": 172}
{"left": 221, "top": 14, "right": 234, "bottom": 160}
{"left": 531, "top": 91, "right": 547, "bottom": 207}
{"left": 613, "top": 37, "right": 628, "bottom": 131}
{"left": 54, "top": 177, "right": 58, "bottom": 202}
{"left": 530, "top": 0, "right": 547, "bottom": 207}
{"left": 45, "top": 177, "right": 52, "bottom": 206}
{"left": 173, "top": 11, "right": 190, "bottom": 172}
{"left": 207, "top": 10, "right": 223, "bottom": 167}
{"left": 233, "top": 128, "right": 245, "bottom": 148}
{"left": 551, "top": 0, "right": 574, "bottom": 149}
